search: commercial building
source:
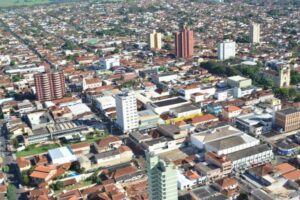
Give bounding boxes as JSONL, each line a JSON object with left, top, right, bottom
{"left": 174, "top": 26, "right": 194, "bottom": 59}
{"left": 227, "top": 75, "right": 252, "bottom": 89}
{"left": 226, "top": 144, "right": 273, "bottom": 170}
{"left": 116, "top": 90, "right": 139, "bottom": 133}
{"left": 34, "top": 71, "right": 65, "bottom": 102}
{"left": 148, "top": 97, "right": 190, "bottom": 115}
{"left": 138, "top": 109, "right": 163, "bottom": 130}
{"left": 235, "top": 113, "right": 273, "bottom": 136}
{"left": 149, "top": 30, "right": 162, "bottom": 50}
{"left": 250, "top": 22, "right": 260, "bottom": 44}
{"left": 147, "top": 153, "right": 178, "bottom": 200}
{"left": 275, "top": 108, "right": 300, "bottom": 133}
{"left": 217, "top": 40, "right": 236, "bottom": 60}
{"left": 48, "top": 146, "right": 77, "bottom": 165}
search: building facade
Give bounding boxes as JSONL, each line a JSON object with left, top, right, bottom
{"left": 149, "top": 30, "right": 162, "bottom": 50}
{"left": 34, "top": 71, "right": 65, "bottom": 102}
{"left": 250, "top": 22, "right": 260, "bottom": 44}
{"left": 147, "top": 153, "right": 178, "bottom": 200}
{"left": 116, "top": 90, "right": 139, "bottom": 133}
{"left": 218, "top": 40, "right": 236, "bottom": 60}
{"left": 275, "top": 108, "right": 300, "bottom": 133}
{"left": 174, "top": 26, "right": 194, "bottom": 59}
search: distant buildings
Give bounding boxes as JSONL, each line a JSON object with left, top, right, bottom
{"left": 217, "top": 40, "right": 236, "bottom": 60}
{"left": 250, "top": 22, "right": 260, "bottom": 44}
{"left": 34, "top": 71, "right": 65, "bottom": 102}
{"left": 147, "top": 153, "right": 178, "bottom": 200}
{"left": 174, "top": 26, "right": 194, "bottom": 59}
{"left": 116, "top": 90, "right": 139, "bottom": 133}
{"left": 275, "top": 108, "right": 300, "bottom": 133}
{"left": 149, "top": 30, "right": 162, "bottom": 50}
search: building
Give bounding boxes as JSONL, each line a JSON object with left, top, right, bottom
{"left": 227, "top": 75, "right": 252, "bottom": 88}
{"left": 218, "top": 40, "right": 236, "bottom": 60}
{"left": 174, "top": 26, "right": 194, "bottom": 59}
{"left": 147, "top": 153, "right": 178, "bottom": 200}
{"left": 82, "top": 78, "right": 102, "bottom": 90}
{"left": 48, "top": 147, "right": 77, "bottom": 165}
{"left": 34, "top": 71, "right": 66, "bottom": 102}
{"left": 93, "top": 145, "right": 133, "bottom": 168}
{"left": 99, "top": 56, "right": 120, "bottom": 70}
{"left": 149, "top": 30, "right": 162, "bottom": 50}
{"left": 138, "top": 109, "right": 163, "bottom": 130}
{"left": 263, "top": 62, "right": 290, "bottom": 88}
{"left": 275, "top": 108, "right": 300, "bottom": 133}
{"left": 250, "top": 22, "right": 260, "bottom": 44}
{"left": 148, "top": 97, "right": 190, "bottom": 115}
{"left": 116, "top": 90, "right": 139, "bottom": 133}
{"left": 235, "top": 113, "right": 273, "bottom": 136}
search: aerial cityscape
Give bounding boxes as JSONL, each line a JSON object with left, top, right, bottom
{"left": 0, "top": 0, "right": 300, "bottom": 199}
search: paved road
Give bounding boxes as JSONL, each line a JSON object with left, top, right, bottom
{"left": 0, "top": 125, "right": 26, "bottom": 199}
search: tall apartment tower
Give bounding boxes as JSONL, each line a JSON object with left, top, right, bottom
{"left": 149, "top": 30, "right": 162, "bottom": 50}
{"left": 115, "top": 90, "right": 138, "bottom": 133}
{"left": 174, "top": 26, "right": 194, "bottom": 59}
{"left": 34, "top": 71, "right": 65, "bottom": 102}
{"left": 147, "top": 153, "right": 178, "bottom": 200}
{"left": 250, "top": 22, "right": 260, "bottom": 44}
{"left": 218, "top": 40, "right": 236, "bottom": 60}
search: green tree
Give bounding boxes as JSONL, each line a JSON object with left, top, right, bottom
{"left": 12, "top": 138, "right": 19, "bottom": 149}
{"left": 52, "top": 181, "right": 64, "bottom": 191}
{"left": 22, "top": 171, "right": 30, "bottom": 185}
{"left": 3, "top": 165, "right": 10, "bottom": 173}
{"left": 7, "top": 184, "right": 17, "bottom": 200}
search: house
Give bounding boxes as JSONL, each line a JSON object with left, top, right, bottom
{"left": 95, "top": 136, "right": 122, "bottom": 153}
{"left": 71, "top": 142, "right": 90, "bottom": 155}
{"left": 214, "top": 177, "right": 240, "bottom": 199}
{"left": 17, "top": 157, "right": 31, "bottom": 171}
{"left": 83, "top": 78, "right": 102, "bottom": 91}
{"left": 30, "top": 165, "right": 57, "bottom": 184}
{"left": 93, "top": 145, "right": 133, "bottom": 168}
{"left": 222, "top": 105, "right": 242, "bottom": 119}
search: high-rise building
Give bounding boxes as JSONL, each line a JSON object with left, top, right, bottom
{"left": 174, "top": 26, "right": 194, "bottom": 59}
{"left": 218, "top": 40, "right": 236, "bottom": 60}
{"left": 250, "top": 22, "right": 260, "bottom": 44}
{"left": 34, "top": 71, "right": 65, "bottom": 102}
{"left": 149, "top": 30, "right": 162, "bottom": 50}
{"left": 116, "top": 90, "right": 138, "bottom": 133}
{"left": 147, "top": 153, "right": 178, "bottom": 200}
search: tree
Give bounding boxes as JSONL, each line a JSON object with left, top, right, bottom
{"left": 7, "top": 184, "right": 17, "bottom": 200}
{"left": 52, "top": 181, "right": 64, "bottom": 191}
{"left": 12, "top": 138, "right": 19, "bottom": 149}
{"left": 3, "top": 165, "right": 10, "bottom": 173}
{"left": 22, "top": 171, "right": 30, "bottom": 185}
{"left": 89, "top": 173, "right": 101, "bottom": 184}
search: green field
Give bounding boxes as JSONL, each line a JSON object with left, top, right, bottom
{"left": 16, "top": 143, "right": 60, "bottom": 157}
{"left": 0, "top": 0, "right": 50, "bottom": 7}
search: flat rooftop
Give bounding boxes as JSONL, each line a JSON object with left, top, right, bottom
{"left": 227, "top": 144, "right": 271, "bottom": 161}
{"left": 170, "top": 104, "right": 201, "bottom": 113}
{"left": 207, "top": 134, "right": 258, "bottom": 151}
{"left": 277, "top": 108, "right": 300, "bottom": 115}
{"left": 153, "top": 97, "right": 188, "bottom": 107}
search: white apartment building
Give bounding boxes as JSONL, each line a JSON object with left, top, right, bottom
{"left": 116, "top": 90, "right": 139, "bottom": 133}
{"left": 218, "top": 40, "right": 236, "bottom": 60}
{"left": 250, "top": 22, "right": 260, "bottom": 44}
{"left": 99, "top": 56, "right": 120, "bottom": 70}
